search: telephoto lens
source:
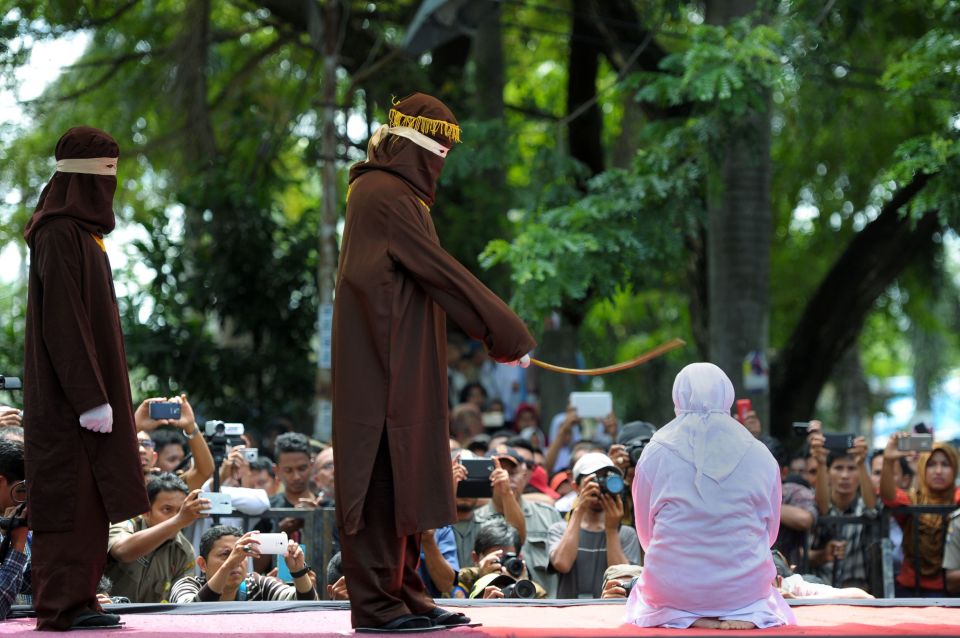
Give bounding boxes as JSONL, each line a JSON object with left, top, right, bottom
{"left": 501, "top": 579, "right": 537, "bottom": 599}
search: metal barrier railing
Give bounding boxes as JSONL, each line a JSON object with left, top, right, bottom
{"left": 805, "top": 504, "right": 958, "bottom": 598}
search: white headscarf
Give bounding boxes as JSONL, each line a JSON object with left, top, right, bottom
{"left": 649, "top": 362, "right": 756, "bottom": 496}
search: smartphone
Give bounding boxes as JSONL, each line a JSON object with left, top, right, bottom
{"left": 569, "top": 392, "right": 612, "bottom": 419}
{"left": 482, "top": 412, "right": 505, "bottom": 429}
{"left": 897, "top": 433, "right": 933, "bottom": 452}
{"left": 243, "top": 447, "right": 259, "bottom": 462}
{"left": 823, "top": 433, "right": 856, "bottom": 453}
{"left": 456, "top": 458, "right": 495, "bottom": 498}
{"left": 200, "top": 492, "right": 233, "bottom": 515}
{"left": 791, "top": 422, "right": 811, "bottom": 436}
{"left": 256, "top": 532, "right": 289, "bottom": 555}
{"left": 735, "top": 399, "right": 752, "bottom": 423}
{"left": 149, "top": 401, "right": 181, "bottom": 420}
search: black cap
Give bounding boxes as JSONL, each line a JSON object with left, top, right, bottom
{"left": 618, "top": 421, "right": 656, "bottom": 445}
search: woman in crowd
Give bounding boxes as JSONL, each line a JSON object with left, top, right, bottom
{"left": 626, "top": 362, "right": 795, "bottom": 629}
{"left": 880, "top": 434, "right": 960, "bottom": 597}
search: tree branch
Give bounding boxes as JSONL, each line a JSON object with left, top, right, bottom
{"left": 769, "top": 171, "right": 939, "bottom": 438}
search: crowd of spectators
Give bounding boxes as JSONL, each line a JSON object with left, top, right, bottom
{"left": 1, "top": 338, "right": 960, "bottom": 614}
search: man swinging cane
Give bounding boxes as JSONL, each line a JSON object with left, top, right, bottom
{"left": 332, "top": 93, "right": 535, "bottom": 632}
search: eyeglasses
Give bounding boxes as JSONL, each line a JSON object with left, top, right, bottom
{"left": 319, "top": 462, "right": 334, "bottom": 471}
{"left": 139, "top": 439, "right": 155, "bottom": 449}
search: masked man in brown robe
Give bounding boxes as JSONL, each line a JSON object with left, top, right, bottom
{"left": 23, "top": 127, "right": 149, "bottom": 630}
{"left": 333, "top": 93, "right": 536, "bottom": 632}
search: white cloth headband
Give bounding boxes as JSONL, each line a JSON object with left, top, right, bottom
{"left": 387, "top": 126, "right": 450, "bottom": 158}
{"left": 56, "top": 157, "right": 118, "bottom": 176}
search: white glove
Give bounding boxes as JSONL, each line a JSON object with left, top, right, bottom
{"left": 505, "top": 354, "right": 531, "bottom": 368}
{"left": 79, "top": 403, "right": 113, "bottom": 434}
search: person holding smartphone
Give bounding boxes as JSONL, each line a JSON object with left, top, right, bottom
{"left": 806, "top": 425, "right": 876, "bottom": 591}
{"left": 880, "top": 433, "right": 960, "bottom": 596}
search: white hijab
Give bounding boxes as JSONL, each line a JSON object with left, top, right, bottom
{"left": 649, "top": 362, "right": 756, "bottom": 496}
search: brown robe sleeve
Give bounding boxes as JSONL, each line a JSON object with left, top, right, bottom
{"left": 387, "top": 196, "right": 536, "bottom": 361}
{"left": 33, "top": 225, "right": 110, "bottom": 416}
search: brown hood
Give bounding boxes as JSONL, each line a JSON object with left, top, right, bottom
{"left": 23, "top": 126, "right": 119, "bottom": 246}
{"left": 349, "top": 93, "right": 460, "bottom": 207}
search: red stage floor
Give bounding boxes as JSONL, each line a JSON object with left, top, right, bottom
{"left": 2, "top": 601, "right": 958, "bottom": 636}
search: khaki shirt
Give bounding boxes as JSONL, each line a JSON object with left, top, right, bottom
{"left": 475, "top": 499, "right": 563, "bottom": 598}
{"left": 105, "top": 517, "right": 195, "bottom": 603}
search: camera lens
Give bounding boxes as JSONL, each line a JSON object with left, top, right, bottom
{"left": 600, "top": 473, "right": 624, "bottom": 496}
{"left": 501, "top": 553, "right": 524, "bottom": 578}
{"left": 511, "top": 579, "right": 537, "bottom": 598}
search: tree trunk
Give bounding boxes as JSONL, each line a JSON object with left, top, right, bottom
{"left": 769, "top": 173, "right": 939, "bottom": 440}
{"left": 567, "top": 0, "right": 605, "bottom": 179}
{"left": 705, "top": 0, "right": 773, "bottom": 430}
{"left": 314, "top": 0, "right": 340, "bottom": 441}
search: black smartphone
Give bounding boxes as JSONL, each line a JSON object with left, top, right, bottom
{"left": 456, "top": 458, "right": 495, "bottom": 498}
{"left": 823, "top": 433, "right": 856, "bottom": 453}
{"left": 791, "top": 422, "right": 810, "bottom": 436}
{"left": 897, "top": 433, "right": 933, "bottom": 452}
{"left": 149, "top": 402, "right": 181, "bottom": 420}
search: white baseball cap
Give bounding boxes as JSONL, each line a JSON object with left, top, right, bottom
{"left": 572, "top": 452, "right": 618, "bottom": 483}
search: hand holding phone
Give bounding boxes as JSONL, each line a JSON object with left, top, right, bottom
{"left": 897, "top": 433, "right": 933, "bottom": 452}
{"left": 148, "top": 401, "right": 181, "bottom": 421}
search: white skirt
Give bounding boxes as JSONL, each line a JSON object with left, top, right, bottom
{"left": 626, "top": 585, "right": 797, "bottom": 629}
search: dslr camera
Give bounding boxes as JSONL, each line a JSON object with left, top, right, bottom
{"left": 500, "top": 552, "right": 525, "bottom": 579}
{"left": 595, "top": 471, "right": 625, "bottom": 496}
{"left": 500, "top": 577, "right": 537, "bottom": 599}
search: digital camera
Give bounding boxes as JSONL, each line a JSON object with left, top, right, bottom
{"left": 500, "top": 552, "right": 525, "bottom": 579}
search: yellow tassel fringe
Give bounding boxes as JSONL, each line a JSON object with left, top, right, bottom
{"left": 388, "top": 108, "right": 461, "bottom": 144}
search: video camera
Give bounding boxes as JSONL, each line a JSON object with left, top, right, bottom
{"left": 0, "top": 376, "right": 21, "bottom": 391}
{"left": 204, "top": 420, "right": 245, "bottom": 492}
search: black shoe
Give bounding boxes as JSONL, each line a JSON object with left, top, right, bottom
{"left": 69, "top": 612, "right": 123, "bottom": 631}
{"left": 356, "top": 613, "right": 447, "bottom": 633}
{"left": 422, "top": 607, "right": 474, "bottom": 627}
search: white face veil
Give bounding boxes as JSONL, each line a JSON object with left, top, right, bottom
{"left": 649, "top": 362, "right": 756, "bottom": 496}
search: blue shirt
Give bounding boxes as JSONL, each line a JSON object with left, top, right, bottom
{"left": 418, "top": 526, "right": 459, "bottom": 597}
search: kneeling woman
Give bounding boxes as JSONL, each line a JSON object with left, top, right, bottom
{"left": 626, "top": 363, "right": 795, "bottom": 629}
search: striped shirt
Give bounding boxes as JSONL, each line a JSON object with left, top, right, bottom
{"left": 170, "top": 572, "right": 317, "bottom": 603}
{"left": 0, "top": 545, "right": 30, "bottom": 619}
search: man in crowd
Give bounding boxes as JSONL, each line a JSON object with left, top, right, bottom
{"left": 135, "top": 395, "right": 214, "bottom": 492}
{"left": 808, "top": 428, "right": 876, "bottom": 590}
{"left": 548, "top": 453, "right": 641, "bottom": 598}
{"left": 23, "top": 127, "right": 149, "bottom": 630}
{"left": 105, "top": 473, "right": 210, "bottom": 603}
{"left": 171, "top": 526, "right": 318, "bottom": 602}
{"left": 457, "top": 520, "right": 545, "bottom": 599}
{"left": 258, "top": 432, "right": 315, "bottom": 541}
{"left": 0, "top": 440, "right": 31, "bottom": 619}
{"left": 312, "top": 446, "right": 335, "bottom": 505}
{"left": 246, "top": 457, "right": 279, "bottom": 495}
{"left": 474, "top": 447, "right": 562, "bottom": 597}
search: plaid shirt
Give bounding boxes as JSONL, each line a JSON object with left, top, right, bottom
{"left": 811, "top": 496, "right": 876, "bottom": 588}
{"left": 0, "top": 540, "right": 31, "bottom": 619}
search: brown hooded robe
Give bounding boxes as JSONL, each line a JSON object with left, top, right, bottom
{"left": 23, "top": 127, "right": 149, "bottom": 629}
{"left": 332, "top": 94, "right": 535, "bottom": 627}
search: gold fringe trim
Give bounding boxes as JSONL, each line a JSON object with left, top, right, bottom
{"left": 388, "top": 108, "right": 461, "bottom": 144}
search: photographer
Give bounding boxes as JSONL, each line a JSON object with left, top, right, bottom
{"left": 807, "top": 427, "right": 876, "bottom": 590}
{"left": 105, "top": 473, "right": 210, "bottom": 603}
{"left": 0, "top": 440, "right": 30, "bottom": 619}
{"left": 171, "top": 526, "right": 318, "bottom": 602}
{"left": 548, "top": 453, "right": 641, "bottom": 598}
{"left": 458, "top": 520, "right": 545, "bottom": 599}
{"left": 135, "top": 395, "right": 214, "bottom": 492}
